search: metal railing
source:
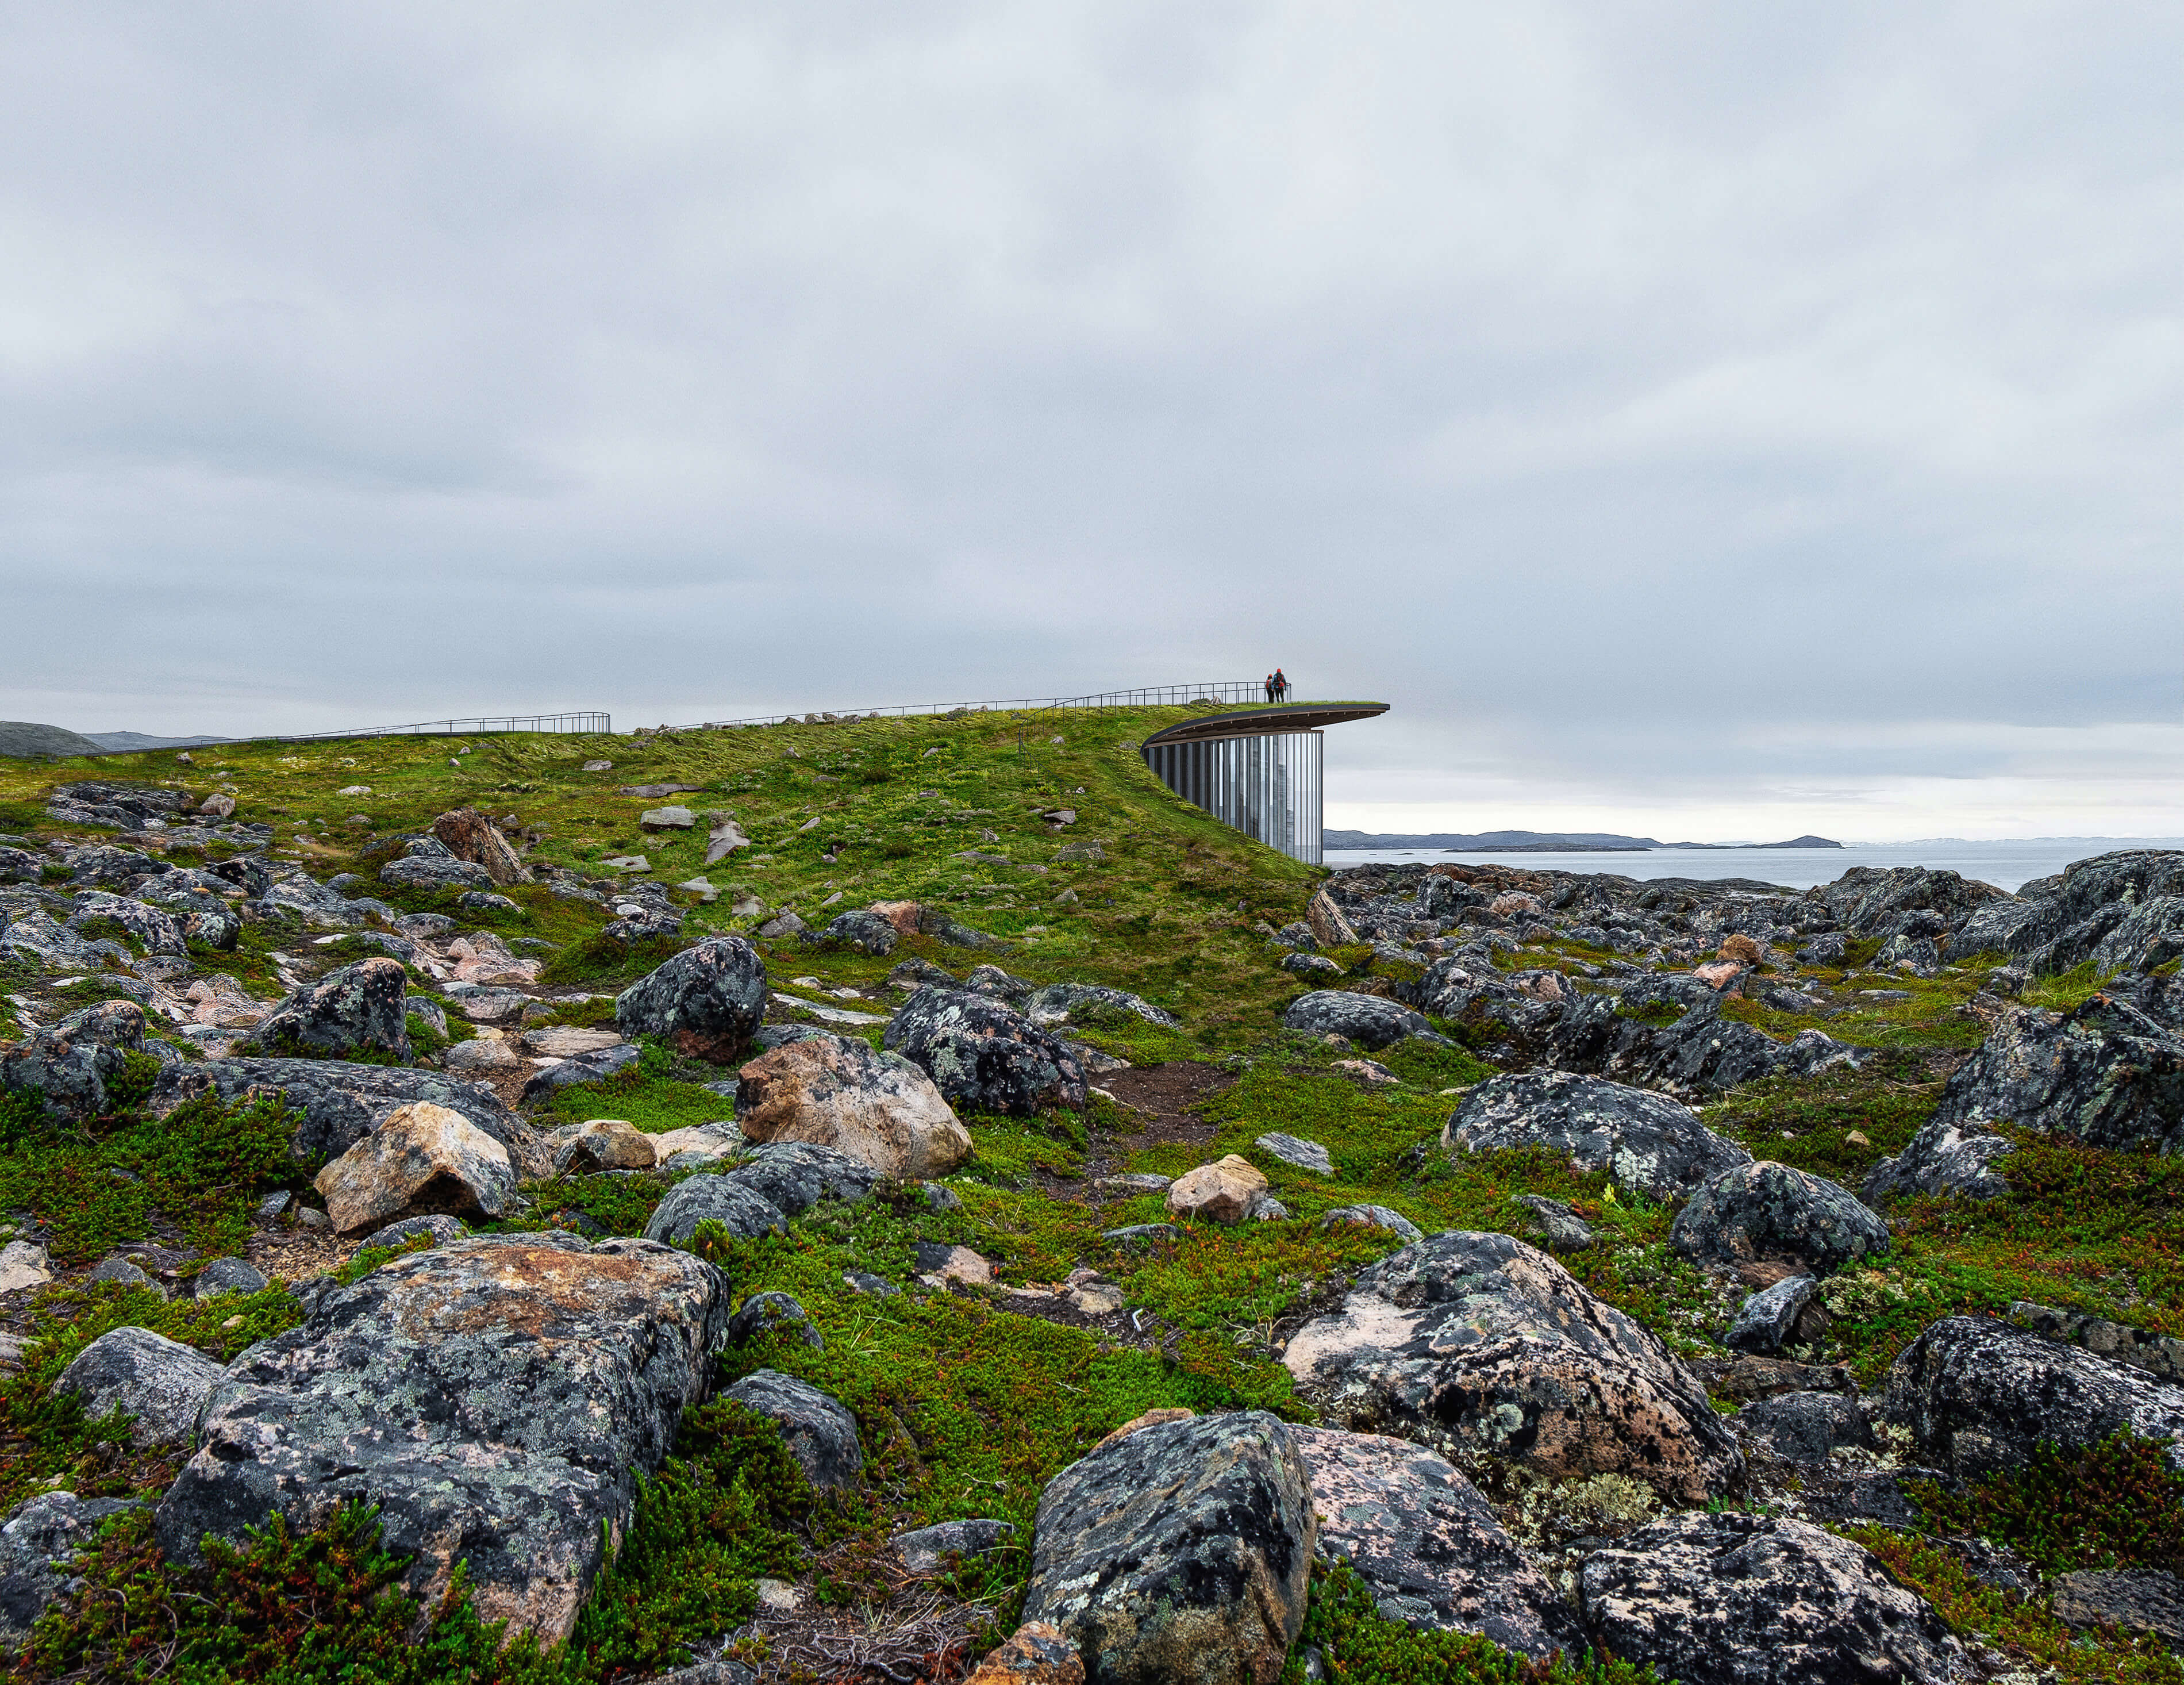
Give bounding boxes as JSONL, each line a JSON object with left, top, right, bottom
{"left": 661, "top": 681, "right": 1283, "bottom": 731}
{"left": 268, "top": 712, "right": 613, "bottom": 743}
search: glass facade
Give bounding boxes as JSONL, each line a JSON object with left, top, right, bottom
{"left": 1142, "top": 730, "right": 1325, "bottom": 864}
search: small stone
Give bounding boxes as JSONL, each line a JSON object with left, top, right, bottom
{"left": 1255, "top": 1133, "right": 1333, "bottom": 1176}
{"left": 192, "top": 1257, "right": 270, "bottom": 1300}
{"left": 1166, "top": 1155, "right": 1270, "bottom": 1223}
{"left": 723, "top": 1369, "right": 863, "bottom": 1488}
{"left": 726, "top": 1290, "right": 823, "bottom": 1349}
{"left": 86, "top": 1256, "right": 165, "bottom": 1296}
{"left": 915, "top": 1243, "right": 993, "bottom": 1287}
{"left": 1318, "top": 1205, "right": 1424, "bottom": 1243}
{"left": 1724, "top": 1273, "right": 1821, "bottom": 1355}
{"left": 894, "top": 1517, "right": 1017, "bottom": 1575}
{"left": 0, "top": 1241, "right": 51, "bottom": 1295}
{"left": 1509, "top": 1194, "right": 1595, "bottom": 1252}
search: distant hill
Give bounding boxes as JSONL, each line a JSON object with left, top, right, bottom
{"left": 83, "top": 731, "right": 228, "bottom": 752}
{"left": 1324, "top": 828, "right": 1843, "bottom": 852}
{"left": 0, "top": 720, "right": 104, "bottom": 759}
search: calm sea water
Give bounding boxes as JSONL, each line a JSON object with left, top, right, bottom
{"left": 1322, "top": 840, "right": 2184, "bottom": 895}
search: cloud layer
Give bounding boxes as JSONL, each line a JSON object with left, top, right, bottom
{"left": 2, "top": 3, "right": 2177, "bottom": 836}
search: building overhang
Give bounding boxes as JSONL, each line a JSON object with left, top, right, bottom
{"left": 1141, "top": 702, "right": 1389, "bottom": 747}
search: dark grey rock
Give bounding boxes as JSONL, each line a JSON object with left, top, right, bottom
{"left": 919, "top": 1180, "right": 962, "bottom": 1212}
{"left": 891, "top": 1517, "right": 1014, "bottom": 1573}
{"left": 0, "top": 999, "right": 147, "bottom": 1123}
{"left": 1283, "top": 1230, "right": 1741, "bottom": 1504}
{"left": 844, "top": 1271, "right": 899, "bottom": 1297}
{"left": 1738, "top": 1391, "right": 1875, "bottom": 1463}
{"left": 1445, "top": 1071, "right": 1751, "bottom": 1201}
{"left": 2052, "top": 1568, "right": 2184, "bottom": 1642}
{"left": 1861, "top": 1118, "right": 2016, "bottom": 1204}
{"left": 1671, "top": 1161, "right": 1890, "bottom": 1276}
{"left": 1921, "top": 993, "right": 2184, "bottom": 1157}
{"left": 722, "top": 1369, "right": 862, "bottom": 1489}
{"left": 86, "top": 1255, "right": 163, "bottom": 1295}
{"left": 1024, "top": 982, "right": 1178, "bottom": 1029}
{"left": 519, "top": 1042, "right": 643, "bottom": 1103}
{"left": 459, "top": 891, "right": 520, "bottom": 915}
{"left": 1545, "top": 991, "right": 1862, "bottom": 1102}
{"left": 192, "top": 1257, "right": 270, "bottom": 1299}
{"left": 726, "top": 1291, "right": 821, "bottom": 1350}
{"left": 2010, "top": 1300, "right": 2184, "bottom": 1385}
{"left": 1255, "top": 1132, "right": 1332, "bottom": 1175}
{"left": 915, "top": 908, "right": 1014, "bottom": 953}
{"left": 151, "top": 1057, "right": 549, "bottom": 1178}
{"left": 721, "top": 1141, "right": 878, "bottom": 1219}
{"left": 960, "top": 964, "right": 1033, "bottom": 1005}
{"left": 378, "top": 838, "right": 495, "bottom": 893}
{"left": 1794, "top": 932, "right": 1848, "bottom": 966}
{"left": 64, "top": 845, "right": 170, "bottom": 888}
{"left": 1579, "top": 1510, "right": 1962, "bottom": 1685}
{"left": 1955, "top": 849, "right": 2184, "bottom": 977}
{"left": 1290, "top": 1425, "right": 1580, "bottom": 1657}
{"left": 616, "top": 936, "right": 768, "bottom": 1064}
{"left": 1508, "top": 1193, "right": 1595, "bottom": 1252}
{"left": 1888, "top": 1315, "right": 2184, "bottom": 1479}
{"left": 643, "top": 1175, "right": 787, "bottom": 1246}
{"left": 156, "top": 1235, "right": 730, "bottom": 1642}
{"left": 1022, "top": 1411, "right": 1313, "bottom": 1685}
{"left": 0, "top": 1491, "right": 146, "bottom": 1651}
{"left": 1724, "top": 1273, "right": 1821, "bottom": 1355}
{"left": 887, "top": 957, "right": 957, "bottom": 991}
{"left": 883, "top": 987, "right": 1086, "bottom": 1116}
{"left": 808, "top": 909, "right": 898, "bottom": 955}
{"left": 1282, "top": 991, "right": 1435, "bottom": 1050}
{"left": 55, "top": 1325, "right": 225, "bottom": 1448}
{"left": 44, "top": 781, "right": 193, "bottom": 830}
{"left": 367, "top": 1214, "right": 469, "bottom": 1249}
{"left": 1817, "top": 864, "right": 2008, "bottom": 941}
{"left": 240, "top": 957, "right": 411, "bottom": 1062}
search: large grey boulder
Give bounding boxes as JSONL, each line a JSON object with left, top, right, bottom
{"left": 1281, "top": 991, "right": 1435, "bottom": 1050}
{"left": 240, "top": 956, "right": 411, "bottom": 1062}
{"left": 0, "top": 1492, "right": 147, "bottom": 1652}
{"left": 1737, "top": 1391, "right": 1877, "bottom": 1464}
{"left": 149, "top": 1057, "right": 551, "bottom": 1177}
{"left": 1443, "top": 1070, "right": 1750, "bottom": 1200}
{"left": 1670, "top": 1162, "right": 1890, "bottom": 1276}
{"left": 1545, "top": 992, "right": 1860, "bottom": 1101}
{"left": 1579, "top": 1511, "right": 1963, "bottom": 1685}
{"left": 1283, "top": 1231, "right": 1741, "bottom": 1504}
{"left": 616, "top": 936, "right": 769, "bottom": 1063}
{"left": 55, "top": 1326, "right": 226, "bottom": 1449}
{"left": 643, "top": 1176, "right": 789, "bottom": 1246}
{"left": 1862, "top": 1118, "right": 2016, "bottom": 1203}
{"left": 722, "top": 1369, "right": 863, "bottom": 1489}
{"left": 0, "top": 1000, "right": 147, "bottom": 1122}
{"left": 520, "top": 1042, "right": 643, "bottom": 1103}
{"left": 883, "top": 987, "right": 1087, "bottom": 1116}
{"left": 66, "top": 890, "right": 185, "bottom": 955}
{"left": 1289, "top": 1426, "right": 1579, "bottom": 1657}
{"left": 156, "top": 1234, "right": 730, "bottom": 1643}
{"left": 1816, "top": 864, "right": 2006, "bottom": 941}
{"left": 807, "top": 909, "right": 898, "bottom": 955}
{"left": 736, "top": 1034, "right": 970, "bottom": 1179}
{"left": 1918, "top": 993, "right": 2184, "bottom": 1158}
{"left": 717, "top": 1141, "right": 880, "bottom": 1219}
{"left": 1887, "top": 1315, "right": 2184, "bottom": 1479}
{"left": 1022, "top": 1411, "right": 1314, "bottom": 1685}
{"left": 377, "top": 836, "right": 495, "bottom": 892}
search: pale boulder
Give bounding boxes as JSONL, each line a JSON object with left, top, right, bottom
{"left": 553, "top": 1119, "right": 657, "bottom": 1173}
{"left": 314, "top": 1102, "right": 517, "bottom": 1234}
{"left": 1306, "top": 887, "right": 1358, "bottom": 948}
{"left": 1167, "top": 1155, "right": 1270, "bottom": 1224}
{"left": 737, "top": 1035, "right": 971, "bottom": 1181}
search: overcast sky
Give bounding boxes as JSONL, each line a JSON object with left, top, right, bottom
{"left": 2, "top": 3, "right": 2177, "bottom": 840}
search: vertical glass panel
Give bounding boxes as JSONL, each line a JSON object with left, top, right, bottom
{"left": 1141, "top": 730, "right": 1325, "bottom": 865}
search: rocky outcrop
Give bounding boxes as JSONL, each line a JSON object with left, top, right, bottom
{"left": 2052, "top": 1569, "right": 2184, "bottom": 1643}
{"left": 736, "top": 1035, "right": 970, "bottom": 1180}
{"left": 67, "top": 889, "right": 185, "bottom": 955}
{"left": 312, "top": 1102, "right": 518, "bottom": 1234}
{"left": 1289, "top": 1426, "right": 1580, "bottom": 1657}
{"left": 616, "top": 937, "right": 770, "bottom": 1064}
{"left": 429, "top": 808, "right": 532, "bottom": 886}
{"left": 0, "top": 1492, "right": 147, "bottom": 1652}
{"left": 1887, "top": 1315, "right": 2184, "bottom": 1479}
{"left": 241, "top": 957, "right": 411, "bottom": 1062}
{"left": 1919, "top": 992, "right": 2184, "bottom": 1157}
{"left": 0, "top": 1000, "right": 146, "bottom": 1122}
{"left": 809, "top": 909, "right": 898, "bottom": 955}
{"left": 722, "top": 1369, "right": 863, "bottom": 1489}
{"left": 54, "top": 1326, "right": 225, "bottom": 1448}
{"left": 1817, "top": 865, "right": 2005, "bottom": 941}
{"left": 1442, "top": 1071, "right": 1750, "bottom": 1200}
{"left": 1545, "top": 992, "right": 1860, "bottom": 1102}
{"left": 1954, "top": 850, "right": 2184, "bottom": 976}
{"left": 1670, "top": 1162, "right": 1890, "bottom": 1276}
{"left": 1024, "top": 983, "right": 1178, "bottom": 1030}
{"left": 1280, "top": 991, "right": 1434, "bottom": 1051}
{"left": 1861, "top": 1118, "right": 2015, "bottom": 1203}
{"left": 1283, "top": 1231, "right": 1741, "bottom": 1503}
{"left": 1022, "top": 1411, "right": 1313, "bottom": 1685}
{"left": 883, "top": 988, "right": 1087, "bottom": 1116}
{"left": 1578, "top": 1511, "right": 1963, "bottom": 1685}
{"left": 44, "top": 780, "right": 194, "bottom": 830}
{"left": 378, "top": 836, "right": 495, "bottom": 893}
{"left": 151, "top": 1057, "right": 550, "bottom": 1176}
{"left": 156, "top": 1234, "right": 730, "bottom": 1642}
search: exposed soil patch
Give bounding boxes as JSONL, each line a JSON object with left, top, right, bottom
{"left": 1068, "top": 1059, "right": 1236, "bottom": 1198}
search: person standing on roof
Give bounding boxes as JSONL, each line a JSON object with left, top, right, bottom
{"left": 1274, "top": 667, "right": 1289, "bottom": 701}
{"left": 1263, "top": 673, "right": 1274, "bottom": 703}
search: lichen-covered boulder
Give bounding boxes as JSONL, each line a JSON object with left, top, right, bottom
{"left": 377, "top": 836, "right": 495, "bottom": 892}
{"left": 67, "top": 890, "right": 186, "bottom": 956}
{"left": 1024, "top": 983, "right": 1178, "bottom": 1030}
{"left": 718, "top": 1141, "right": 879, "bottom": 1219}
{"left": 155, "top": 1235, "right": 730, "bottom": 1643}
{"left": 736, "top": 1035, "right": 970, "bottom": 1179}
{"left": 151, "top": 1056, "right": 551, "bottom": 1176}
{"left": 1443, "top": 1071, "right": 1751, "bottom": 1200}
{"left": 1920, "top": 993, "right": 2184, "bottom": 1157}
{"left": 1281, "top": 991, "right": 1433, "bottom": 1050}
{"left": 1283, "top": 1231, "right": 1741, "bottom": 1504}
{"left": 1887, "top": 1315, "right": 2184, "bottom": 1479}
{"left": 1737, "top": 1391, "right": 1876, "bottom": 1464}
{"left": 312, "top": 1101, "right": 518, "bottom": 1234}
{"left": 615, "top": 936, "right": 769, "bottom": 1064}
{"left": 1670, "top": 1162, "right": 1890, "bottom": 1276}
{"left": 643, "top": 1174, "right": 788, "bottom": 1246}
{"left": 55, "top": 1326, "right": 225, "bottom": 1449}
{"left": 1579, "top": 1511, "right": 1963, "bottom": 1685}
{"left": 808, "top": 909, "right": 898, "bottom": 955}
{"left": 241, "top": 957, "right": 411, "bottom": 1062}
{"left": 883, "top": 987, "right": 1087, "bottom": 1116}
{"left": 722, "top": 1369, "right": 863, "bottom": 1489}
{"left": 1022, "top": 1411, "right": 1314, "bottom": 1685}
{"left": 0, "top": 1000, "right": 146, "bottom": 1123}
{"left": 1289, "top": 1426, "right": 1580, "bottom": 1657}
{"left": 1861, "top": 1117, "right": 2015, "bottom": 1203}
{"left": 0, "top": 1492, "right": 147, "bottom": 1652}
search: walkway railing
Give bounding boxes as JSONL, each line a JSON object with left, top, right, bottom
{"left": 663, "top": 681, "right": 1279, "bottom": 731}
{"left": 270, "top": 712, "right": 612, "bottom": 743}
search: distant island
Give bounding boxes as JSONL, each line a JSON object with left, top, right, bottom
{"left": 1322, "top": 828, "right": 1843, "bottom": 853}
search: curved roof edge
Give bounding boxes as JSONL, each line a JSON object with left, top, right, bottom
{"left": 1141, "top": 701, "right": 1389, "bottom": 746}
